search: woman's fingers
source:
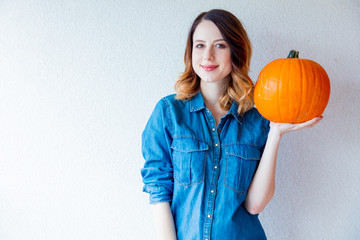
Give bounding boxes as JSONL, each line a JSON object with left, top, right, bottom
{"left": 297, "top": 116, "right": 323, "bottom": 130}
{"left": 270, "top": 116, "right": 324, "bottom": 135}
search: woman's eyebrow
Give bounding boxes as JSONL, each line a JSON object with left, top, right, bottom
{"left": 194, "top": 39, "right": 225, "bottom": 43}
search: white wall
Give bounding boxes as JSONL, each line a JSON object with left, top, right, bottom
{"left": 0, "top": 0, "right": 359, "bottom": 239}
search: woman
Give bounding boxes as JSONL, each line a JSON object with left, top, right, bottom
{"left": 140, "top": 9, "right": 322, "bottom": 240}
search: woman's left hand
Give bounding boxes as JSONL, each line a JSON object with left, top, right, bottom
{"left": 269, "top": 116, "right": 324, "bottom": 137}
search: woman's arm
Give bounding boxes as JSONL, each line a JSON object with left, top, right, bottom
{"left": 151, "top": 202, "right": 177, "bottom": 240}
{"left": 244, "top": 116, "right": 323, "bottom": 214}
{"left": 140, "top": 99, "right": 176, "bottom": 238}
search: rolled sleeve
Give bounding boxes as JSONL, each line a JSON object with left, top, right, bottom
{"left": 142, "top": 185, "right": 173, "bottom": 204}
{"left": 140, "top": 99, "right": 174, "bottom": 204}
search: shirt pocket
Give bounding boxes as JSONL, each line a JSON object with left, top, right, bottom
{"left": 171, "top": 138, "right": 209, "bottom": 186}
{"left": 225, "top": 144, "right": 261, "bottom": 194}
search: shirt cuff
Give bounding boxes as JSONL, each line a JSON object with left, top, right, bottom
{"left": 143, "top": 185, "right": 173, "bottom": 204}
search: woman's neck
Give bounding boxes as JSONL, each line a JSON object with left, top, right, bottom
{"left": 200, "top": 77, "right": 229, "bottom": 109}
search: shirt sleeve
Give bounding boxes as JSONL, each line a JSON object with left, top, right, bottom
{"left": 140, "top": 98, "right": 174, "bottom": 204}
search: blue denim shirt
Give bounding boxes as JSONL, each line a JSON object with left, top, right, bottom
{"left": 141, "top": 91, "right": 270, "bottom": 240}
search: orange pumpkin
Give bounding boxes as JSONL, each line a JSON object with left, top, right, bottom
{"left": 254, "top": 50, "right": 330, "bottom": 123}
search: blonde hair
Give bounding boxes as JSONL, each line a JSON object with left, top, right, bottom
{"left": 174, "top": 9, "right": 254, "bottom": 115}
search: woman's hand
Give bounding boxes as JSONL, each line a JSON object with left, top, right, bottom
{"left": 269, "top": 116, "right": 324, "bottom": 137}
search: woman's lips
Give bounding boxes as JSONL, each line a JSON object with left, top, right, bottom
{"left": 201, "top": 65, "right": 218, "bottom": 72}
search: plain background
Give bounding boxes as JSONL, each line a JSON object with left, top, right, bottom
{"left": 0, "top": 0, "right": 359, "bottom": 239}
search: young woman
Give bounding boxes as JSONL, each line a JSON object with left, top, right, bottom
{"left": 140, "top": 9, "right": 322, "bottom": 240}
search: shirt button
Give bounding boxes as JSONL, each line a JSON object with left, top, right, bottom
{"left": 205, "top": 239, "right": 208, "bottom": 240}
{"left": 212, "top": 128, "right": 216, "bottom": 131}
{"left": 211, "top": 190, "right": 214, "bottom": 193}
{"left": 207, "top": 214, "right": 211, "bottom": 218}
{"left": 214, "top": 166, "right": 218, "bottom": 169}
{"left": 215, "top": 144, "right": 219, "bottom": 147}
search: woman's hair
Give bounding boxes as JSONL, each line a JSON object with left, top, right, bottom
{"left": 174, "top": 9, "right": 254, "bottom": 115}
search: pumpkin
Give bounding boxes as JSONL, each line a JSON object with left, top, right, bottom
{"left": 254, "top": 50, "right": 330, "bottom": 123}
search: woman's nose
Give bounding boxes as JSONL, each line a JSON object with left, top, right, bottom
{"left": 203, "top": 47, "right": 214, "bottom": 61}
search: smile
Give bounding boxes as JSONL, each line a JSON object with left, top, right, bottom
{"left": 201, "top": 65, "right": 218, "bottom": 72}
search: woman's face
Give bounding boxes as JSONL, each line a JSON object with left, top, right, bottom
{"left": 192, "top": 20, "right": 232, "bottom": 83}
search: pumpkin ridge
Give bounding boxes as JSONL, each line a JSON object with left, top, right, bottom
{"left": 302, "top": 60, "right": 315, "bottom": 121}
{"left": 278, "top": 59, "right": 287, "bottom": 122}
{"left": 307, "top": 61, "right": 320, "bottom": 120}
{"left": 287, "top": 59, "right": 291, "bottom": 122}
{"left": 322, "top": 70, "right": 331, "bottom": 114}
{"left": 289, "top": 59, "right": 298, "bottom": 122}
{"left": 315, "top": 63, "right": 324, "bottom": 118}
{"left": 314, "top": 63, "right": 327, "bottom": 118}
{"left": 297, "top": 59, "right": 305, "bottom": 122}
{"left": 290, "top": 58, "right": 300, "bottom": 122}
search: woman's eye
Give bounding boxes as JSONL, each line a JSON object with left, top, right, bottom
{"left": 195, "top": 44, "right": 204, "bottom": 48}
{"left": 216, "top": 44, "right": 226, "bottom": 48}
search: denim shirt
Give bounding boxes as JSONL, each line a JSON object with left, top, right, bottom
{"left": 141, "top": 91, "right": 270, "bottom": 240}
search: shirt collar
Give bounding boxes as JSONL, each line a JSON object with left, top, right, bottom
{"left": 229, "top": 100, "right": 243, "bottom": 125}
{"left": 189, "top": 91, "right": 243, "bottom": 125}
{"left": 189, "top": 91, "right": 206, "bottom": 112}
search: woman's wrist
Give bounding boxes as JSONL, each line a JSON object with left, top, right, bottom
{"left": 268, "top": 125, "right": 283, "bottom": 140}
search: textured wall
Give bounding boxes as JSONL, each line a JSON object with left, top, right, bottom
{"left": 0, "top": 0, "right": 359, "bottom": 239}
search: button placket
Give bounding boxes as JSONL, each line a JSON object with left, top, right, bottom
{"left": 203, "top": 107, "right": 222, "bottom": 240}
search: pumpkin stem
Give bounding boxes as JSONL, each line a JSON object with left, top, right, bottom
{"left": 287, "top": 50, "right": 299, "bottom": 58}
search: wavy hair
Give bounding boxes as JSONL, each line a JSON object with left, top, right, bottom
{"left": 174, "top": 9, "right": 254, "bottom": 115}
